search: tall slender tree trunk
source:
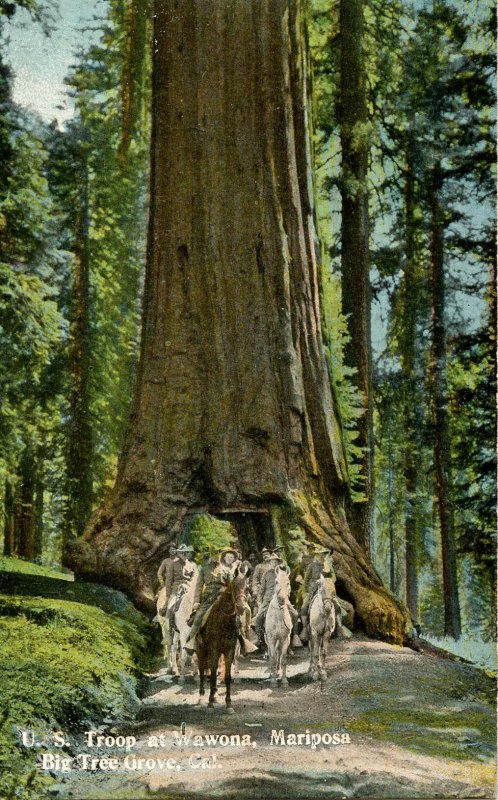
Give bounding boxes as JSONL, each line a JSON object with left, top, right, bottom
{"left": 3, "top": 479, "right": 15, "bottom": 556}
{"left": 487, "top": 228, "right": 497, "bottom": 348}
{"left": 64, "top": 154, "right": 93, "bottom": 554}
{"left": 34, "top": 466, "right": 44, "bottom": 561}
{"left": 401, "top": 145, "right": 418, "bottom": 621}
{"left": 338, "top": 0, "right": 373, "bottom": 552}
{"left": 68, "top": 0, "right": 409, "bottom": 642}
{"left": 428, "top": 160, "right": 461, "bottom": 639}
{"left": 14, "top": 447, "right": 36, "bottom": 560}
{"left": 387, "top": 434, "right": 395, "bottom": 593}
{"left": 119, "top": 0, "right": 148, "bottom": 166}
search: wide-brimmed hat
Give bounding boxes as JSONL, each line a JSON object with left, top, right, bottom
{"left": 176, "top": 543, "right": 193, "bottom": 555}
{"left": 220, "top": 547, "right": 238, "bottom": 559}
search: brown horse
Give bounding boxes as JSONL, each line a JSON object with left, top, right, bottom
{"left": 196, "top": 572, "right": 247, "bottom": 713}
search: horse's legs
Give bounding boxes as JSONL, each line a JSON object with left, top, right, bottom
{"left": 275, "top": 640, "right": 283, "bottom": 684}
{"left": 281, "top": 635, "right": 289, "bottom": 686}
{"left": 309, "top": 633, "right": 319, "bottom": 681}
{"left": 198, "top": 651, "right": 206, "bottom": 703}
{"left": 232, "top": 643, "right": 240, "bottom": 682}
{"left": 208, "top": 653, "right": 218, "bottom": 707}
{"left": 164, "top": 616, "right": 174, "bottom": 674}
{"left": 178, "top": 634, "right": 187, "bottom": 685}
{"left": 224, "top": 649, "right": 235, "bottom": 712}
{"left": 169, "top": 629, "right": 178, "bottom": 676}
{"left": 159, "top": 618, "right": 168, "bottom": 662}
{"left": 282, "top": 645, "right": 289, "bottom": 686}
{"left": 319, "top": 637, "right": 328, "bottom": 679}
{"left": 266, "top": 627, "right": 277, "bottom": 686}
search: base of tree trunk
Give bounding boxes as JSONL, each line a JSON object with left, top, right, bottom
{"left": 66, "top": 482, "right": 410, "bottom": 644}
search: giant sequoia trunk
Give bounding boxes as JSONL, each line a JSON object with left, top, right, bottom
{"left": 68, "top": 0, "right": 409, "bottom": 643}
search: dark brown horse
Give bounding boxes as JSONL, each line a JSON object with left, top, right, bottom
{"left": 196, "top": 572, "right": 247, "bottom": 712}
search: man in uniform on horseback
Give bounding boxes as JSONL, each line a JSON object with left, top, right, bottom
{"left": 156, "top": 542, "right": 178, "bottom": 589}
{"left": 185, "top": 548, "right": 257, "bottom": 656}
{"left": 251, "top": 547, "right": 272, "bottom": 601}
{"left": 253, "top": 554, "right": 299, "bottom": 652}
{"left": 299, "top": 545, "right": 336, "bottom": 642}
{"left": 157, "top": 543, "right": 198, "bottom": 623}
{"left": 194, "top": 550, "right": 217, "bottom": 607}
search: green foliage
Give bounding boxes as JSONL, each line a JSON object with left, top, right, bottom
{"left": 0, "top": 554, "right": 73, "bottom": 580}
{"left": 186, "top": 514, "right": 236, "bottom": 559}
{"left": 450, "top": 332, "right": 496, "bottom": 584}
{"left": 0, "top": 50, "right": 67, "bottom": 562}
{"left": 0, "top": 263, "right": 62, "bottom": 457}
{"left": 366, "top": 0, "right": 496, "bottom": 639}
{"left": 0, "top": 589, "right": 149, "bottom": 800}
{"left": 321, "top": 268, "right": 366, "bottom": 500}
{"left": 0, "top": 0, "right": 55, "bottom": 33}
{"left": 0, "top": 0, "right": 151, "bottom": 560}
{"left": 63, "top": 0, "right": 151, "bottom": 508}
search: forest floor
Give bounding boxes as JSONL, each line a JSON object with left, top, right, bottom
{"left": 54, "top": 635, "right": 496, "bottom": 800}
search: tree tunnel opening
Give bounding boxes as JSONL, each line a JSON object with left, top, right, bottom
{"left": 216, "top": 510, "right": 276, "bottom": 557}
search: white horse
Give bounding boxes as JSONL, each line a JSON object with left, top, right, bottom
{"left": 264, "top": 566, "right": 292, "bottom": 687}
{"left": 308, "top": 575, "right": 337, "bottom": 681}
{"left": 156, "top": 563, "right": 199, "bottom": 682}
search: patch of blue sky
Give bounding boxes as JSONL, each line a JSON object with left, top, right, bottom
{"left": 4, "top": 0, "right": 102, "bottom": 126}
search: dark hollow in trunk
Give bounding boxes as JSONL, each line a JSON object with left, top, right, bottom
{"left": 67, "top": 0, "right": 409, "bottom": 643}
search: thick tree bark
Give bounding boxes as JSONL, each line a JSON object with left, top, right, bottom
{"left": 338, "top": 0, "right": 373, "bottom": 553}
{"left": 64, "top": 155, "right": 93, "bottom": 552}
{"left": 428, "top": 160, "right": 461, "bottom": 639}
{"left": 401, "top": 146, "right": 418, "bottom": 621}
{"left": 68, "top": 0, "right": 409, "bottom": 643}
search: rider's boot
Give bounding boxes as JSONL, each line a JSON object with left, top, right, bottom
{"left": 299, "top": 615, "right": 309, "bottom": 642}
{"left": 238, "top": 635, "right": 259, "bottom": 656}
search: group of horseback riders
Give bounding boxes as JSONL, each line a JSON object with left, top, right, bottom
{"left": 155, "top": 539, "right": 337, "bottom": 658}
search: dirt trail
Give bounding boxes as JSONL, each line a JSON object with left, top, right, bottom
{"left": 54, "top": 637, "right": 496, "bottom": 800}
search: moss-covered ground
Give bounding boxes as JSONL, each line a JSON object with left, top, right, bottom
{"left": 0, "top": 558, "right": 156, "bottom": 800}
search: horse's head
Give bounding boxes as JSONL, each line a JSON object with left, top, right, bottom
{"left": 317, "top": 574, "right": 334, "bottom": 613}
{"left": 274, "top": 565, "right": 291, "bottom": 607}
{"left": 219, "top": 571, "right": 246, "bottom": 617}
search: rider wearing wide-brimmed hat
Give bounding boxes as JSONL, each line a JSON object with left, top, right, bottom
{"left": 195, "top": 550, "right": 218, "bottom": 607}
{"left": 156, "top": 542, "right": 178, "bottom": 590}
{"left": 253, "top": 553, "right": 280, "bottom": 649}
{"left": 156, "top": 543, "right": 198, "bottom": 619}
{"left": 185, "top": 547, "right": 257, "bottom": 656}
{"left": 251, "top": 547, "right": 273, "bottom": 599}
{"left": 299, "top": 545, "right": 336, "bottom": 641}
